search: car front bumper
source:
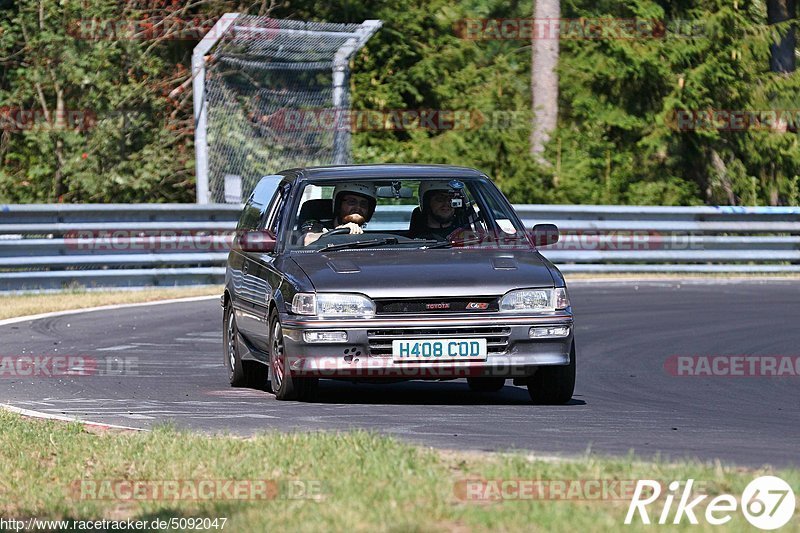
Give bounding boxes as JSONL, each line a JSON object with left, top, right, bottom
{"left": 280, "top": 313, "right": 573, "bottom": 378}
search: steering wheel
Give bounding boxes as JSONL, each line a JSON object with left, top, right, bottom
{"left": 445, "top": 227, "right": 473, "bottom": 242}
{"left": 317, "top": 227, "right": 352, "bottom": 239}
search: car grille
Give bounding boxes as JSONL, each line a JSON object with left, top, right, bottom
{"left": 367, "top": 326, "right": 511, "bottom": 357}
{"left": 375, "top": 297, "right": 498, "bottom": 314}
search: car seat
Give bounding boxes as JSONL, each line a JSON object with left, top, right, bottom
{"left": 408, "top": 207, "right": 426, "bottom": 236}
{"left": 296, "top": 199, "right": 333, "bottom": 230}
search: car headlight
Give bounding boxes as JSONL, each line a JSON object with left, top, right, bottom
{"left": 291, "top": 293, "right": 376, "bottom": 318}
{"left": 499, "top": 288, "right": 569, "bottom": 312}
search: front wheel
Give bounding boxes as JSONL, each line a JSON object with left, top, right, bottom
{"left": 269, "top": 311, "right": 318, "bottom": 401}
{"left": 526, "top": 342, "right": 576, "bottom": 405}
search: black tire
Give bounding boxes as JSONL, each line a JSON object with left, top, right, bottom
{"left": 466, "top": 377, "right": 506, "bottom": 392}
{"left": 526, "top": 342, "right": 576, "bottom": 405}
{"left": 244, "top": 361, "right": 270, "bottom": 391}
{"left": 269, "top": 311, "right": 318, "bottom": 401}
{"left": 224, "top": 305, "right": 246, "bottom": 387}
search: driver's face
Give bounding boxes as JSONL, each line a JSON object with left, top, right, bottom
{"left": 428, "top": 191, "right": 455, "bottom": 221}
{"left": 338, "top": 193, "right": 370, "bottom": 219}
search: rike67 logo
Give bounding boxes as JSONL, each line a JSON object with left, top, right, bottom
{"left": 625, "top": 476, "right": 795, "bottom": 530}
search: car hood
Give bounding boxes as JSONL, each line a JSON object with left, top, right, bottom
{"left": 289, "top": 249, "right": 556, "bottom": 298}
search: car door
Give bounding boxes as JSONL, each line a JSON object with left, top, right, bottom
{"left": 231, "top": 176, "right": 283, "bottom": 346}
{"left": 237, "top": 179, "right": 291, "bottom": 354}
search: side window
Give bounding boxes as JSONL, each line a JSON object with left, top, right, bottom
{"left": 236, "top": 175, "right": 284, "bottom": 231}
{"left": 237, "top": 197, "right": 262, "bottom": 231}
{"left": 261, "top": 185, "right": 288, "bottom": 233}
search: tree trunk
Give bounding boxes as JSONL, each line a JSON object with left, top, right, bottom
{"left": 767, "top": 0, "right": 796, "bottom": 73}
{"left": 52, "top": 88, "right": 66, "bottom": 201}
{"left": 710, "top": 150, "right": 736, "bottom": 205}
{"left": 530, "top": 0, "right": 560, "bottom": 161}
{"left": 53, "top": 138, "right": 64, "bottom": 201}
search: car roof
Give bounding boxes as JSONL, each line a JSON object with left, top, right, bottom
{"left": 280, "top": 164, "right": 486, "bottom": 183}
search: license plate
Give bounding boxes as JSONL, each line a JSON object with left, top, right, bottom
{"left": 392, "top": 338, "right": 488, "bottom": 362}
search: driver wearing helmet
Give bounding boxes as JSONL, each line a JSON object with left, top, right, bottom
{"left": 302, "top": 182, "right": 377, "bottom": 246}
{"left": 410, "top": 181, "right": 470, "bottom": 240}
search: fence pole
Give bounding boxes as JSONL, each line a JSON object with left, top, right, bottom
{"left": 192, "top": 13, "right": 240, "bottom": 204}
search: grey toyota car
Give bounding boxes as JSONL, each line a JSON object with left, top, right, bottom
{"left": 222, "top": 164, "right": 575, "bottom": 403}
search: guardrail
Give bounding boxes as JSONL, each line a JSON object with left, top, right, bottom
{"left": 518, "top": 204, "right": 800, "bottom": 273}
{"left": 1, "top": 203, "right": 799, "bottom": 291}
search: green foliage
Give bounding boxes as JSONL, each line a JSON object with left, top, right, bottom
{"left": 278, "top": 0, "right": 799, "bottom": 205}
{"left": 550, "top": 0, "right": 799, "bottom": 205}
{"left": 0, "top": 0, "right": 797, "bottom": 205}
{"left": 0, "top": 0, "right": 233, "bottom": 202}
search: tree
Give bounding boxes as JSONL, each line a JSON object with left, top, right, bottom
{"left": 529, "top": 0, "right": 560, "bottom": 160}
{"left": 1, "top": 0, "right": 797, "bottom": 206}
{"left": 767, "top": 0, "right": 796, "bottom": 73}
{"left": 0, "top": 0, "right": 237, "bottom": 203}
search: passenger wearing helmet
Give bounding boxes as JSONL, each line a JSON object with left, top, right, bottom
{"left": 302, "top": 182, "right": 377, "bottom": 245}
{"left": 410, "top": 181, "right": 469, "bottom": 240}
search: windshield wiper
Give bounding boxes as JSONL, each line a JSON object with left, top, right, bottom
{"left": 422, "top": 233, "right": 529, "bottom": 250}
{"left": 317, "top": 237, "right": 399, "bottom": 252}
{"left": 422, "top": 237, "right": 487, "bottom": 249}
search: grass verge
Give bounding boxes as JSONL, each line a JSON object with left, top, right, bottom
{"left": 0, "top": 411, "right": 797, "bottom": 532}
{"left": 0, "top": 286, "right": 222, "bottom": 321}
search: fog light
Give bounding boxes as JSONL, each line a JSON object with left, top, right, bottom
{"left": 303, "top": 331, "right": 348, "bottom": 343}
{"left": 529, "top": 326, "right": 570, "bottom": 338}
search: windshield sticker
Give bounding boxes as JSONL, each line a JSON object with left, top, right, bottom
{"left": 497, "top": 219, "right": 516, "bottom": 234}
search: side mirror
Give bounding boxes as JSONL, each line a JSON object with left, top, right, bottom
{"left": 531, "top": 224, "right": 559, "bottom": 247}
{"left": 237, "top": 230, "right": 277, "bottom": 253}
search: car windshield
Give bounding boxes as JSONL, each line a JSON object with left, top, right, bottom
{"left": 284, "top": 177, "right": 531, "bottom": 251}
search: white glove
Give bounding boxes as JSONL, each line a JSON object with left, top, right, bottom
{"left": 338, "top": 222, "right": 363, "bottom": 235}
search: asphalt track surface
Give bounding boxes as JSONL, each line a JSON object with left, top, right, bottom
{"left": 1, "top": 281, "right": 798, "bottom": 467}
